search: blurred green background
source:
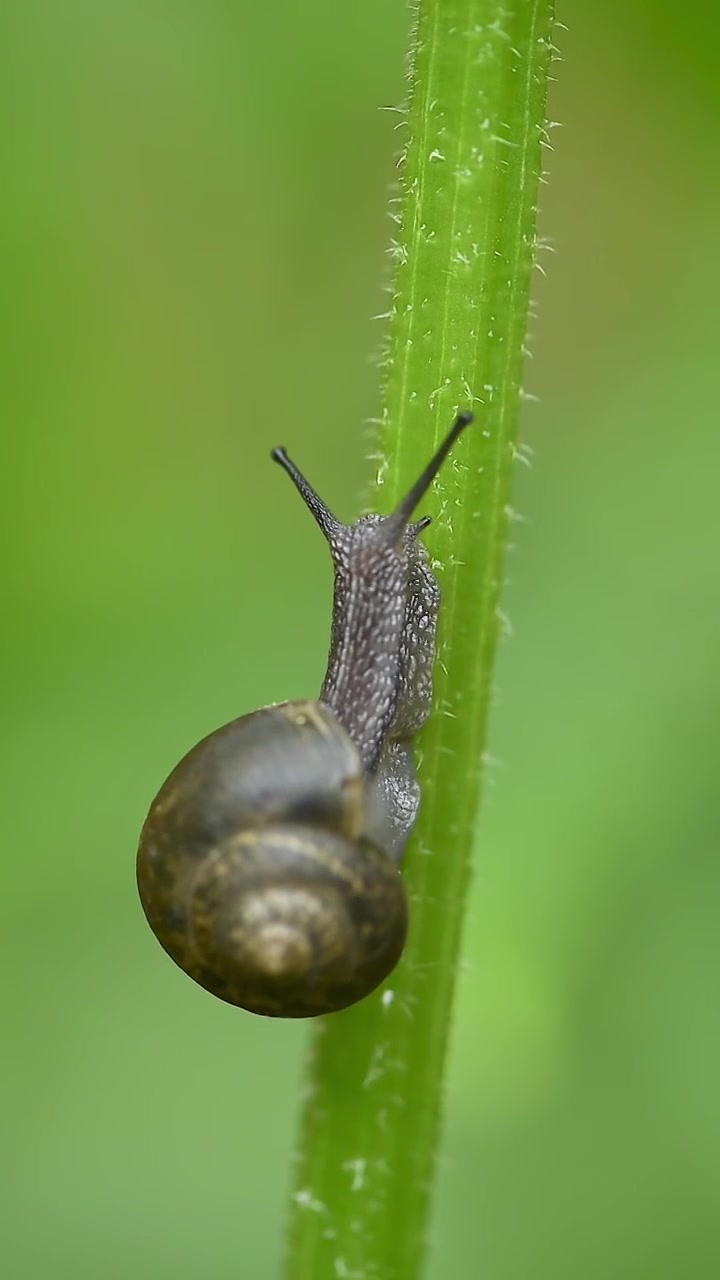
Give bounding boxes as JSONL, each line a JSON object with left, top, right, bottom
{"left": 2, "top": 3, "right": 718, "bottom": 1277}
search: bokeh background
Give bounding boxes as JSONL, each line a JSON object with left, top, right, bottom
{"left": 2, "top": 3, "right": 718, "bottom": 1277}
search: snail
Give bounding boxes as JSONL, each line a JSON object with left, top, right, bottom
{"left": 137, "top": 411, "right": 472, "bottom": 1017}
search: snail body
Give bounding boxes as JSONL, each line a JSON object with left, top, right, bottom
{"left": 137, "top": 412, "right": 471, "bottom": 1017}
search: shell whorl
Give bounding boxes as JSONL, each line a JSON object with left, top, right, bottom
{"left": 176, "top": 825, "right": 406, "bottom": 1018}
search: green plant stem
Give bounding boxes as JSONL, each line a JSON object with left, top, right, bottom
{"left": 285, "top": 3, "right": 555, "bottom": 1278}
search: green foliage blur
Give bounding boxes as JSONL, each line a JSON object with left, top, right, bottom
{"left": 2, "top": 3, "right": 718, "bottom": 1277}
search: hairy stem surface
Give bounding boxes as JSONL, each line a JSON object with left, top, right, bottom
{"left": 286, "top": 3, "right": 556, "bottom": 1278}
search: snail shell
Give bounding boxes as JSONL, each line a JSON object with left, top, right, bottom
{"left": 137, "top": 701, "right": 407, "bottom": 1017}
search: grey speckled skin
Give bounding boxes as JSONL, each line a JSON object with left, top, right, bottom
{"left": 273, "top": 411, "right": 470, "bottom": 865}
{"left": 317, "top": 516, "right": 438, "bottom": 863}
{"left": 320, "top": 516, "right": 438, "bottom": 766}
